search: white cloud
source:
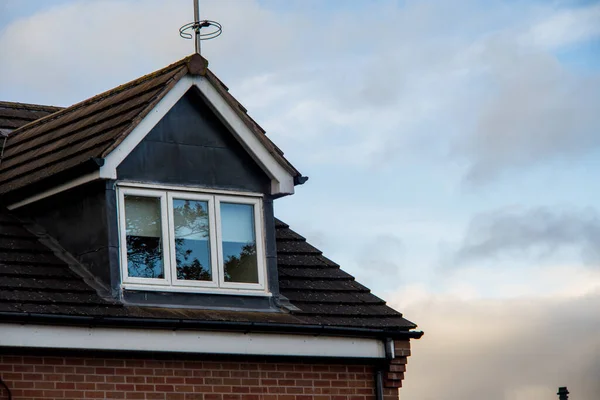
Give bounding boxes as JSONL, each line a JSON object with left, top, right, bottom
{"left": 526, "top": 3, "right": 600, "bottom": 49}
{"left": 3, "top": 0, "right": 599, "bottom": 181}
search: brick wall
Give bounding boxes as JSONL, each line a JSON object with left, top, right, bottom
{"left": 383, "top": 341, "right": 411, "bottom": 388}
{"left": 0, "top": 354, "right": 401, "bottom": 400}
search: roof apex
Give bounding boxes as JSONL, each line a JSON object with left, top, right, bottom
{"left": 1, "top": 53, "right": 303, "bottom": 204}
{"left": 186, "top": 53, "right": 209, "bottom": 76}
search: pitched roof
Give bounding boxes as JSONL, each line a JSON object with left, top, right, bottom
{"left": 0, "top": 206, "right": 416, "bottom": 334}
{"left": 0, "top": 59, "right": 418, "bottom": 337}
{"left": 0, "top": 54, "right": 300, "bottom": 197}
{"left": 0, "top": 101, "right": 62, "bottom": 134}
{"left": 275, "top": 219, "right": 415, "bottom": 329}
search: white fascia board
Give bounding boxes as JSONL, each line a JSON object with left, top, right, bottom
{"left": 6, "top": 171, "right": 100, "bottom": 210}
{"left": 99, "top": 77, "right": 195, "bottom": 180}
{"left": 0, "top": 323, "right": 385, "bottom": 359}
{"left": 191, "top": 76, "right": 295, "bottom": 195}
{"left": 101, "top": 75, "right": 295, "bottom": 196}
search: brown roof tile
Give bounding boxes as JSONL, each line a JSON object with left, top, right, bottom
{"left": 0, "top": 54, "right": 301, "bottom": 197}
{"left": 0, "top": 101, "right": 62, "bottom": 133}
{"left": 0, "top": 57, "right": 189, "bottom": 194}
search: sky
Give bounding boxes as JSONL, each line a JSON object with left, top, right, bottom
{"left": 1, "top": 0, "right": 600, "bottom": 399}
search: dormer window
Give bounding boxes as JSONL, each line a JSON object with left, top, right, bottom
{"left": 117, "top": 185, "right": 267, "bottom": 293}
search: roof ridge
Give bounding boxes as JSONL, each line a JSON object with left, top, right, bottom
{"left": 7, "top": 55, "right": 195, "bottom": 139}
{"left": 0, "top": 101, "right": 63, "bottom": 113}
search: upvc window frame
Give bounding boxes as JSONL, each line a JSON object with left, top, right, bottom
{"left": 118, "top": 188, "right": 172, "bottom": 286}
{"left": 215, "top": 195, "right": 266, "bottom": 290}
{"left": 117, "top": 185, "right": 268, "bottom": 293}
{"left": 166, "top": 191, "right": 219, "bottom": 289}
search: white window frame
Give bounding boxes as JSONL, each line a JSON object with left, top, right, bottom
{"left": 118, "top": 188, "right": 172, "bottom": 286}
{"left": 167, "top": 192, "right": 219, "bottom": 289}
{"left": 215, "top": 195, "right": 266, "bottom": 290}
{"left": 117, "top": 185, "right": 268, "bottom": 294}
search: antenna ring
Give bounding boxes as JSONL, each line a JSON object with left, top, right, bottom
{"left": 179, "top": 20, "right": 222, "bottom": 41}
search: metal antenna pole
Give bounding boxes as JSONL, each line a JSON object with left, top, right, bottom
{"left": 179, "top": 2, "right": 221, "bottom": 51}
{"left": 193, "top": 0, "right": 201, "bottom": 54}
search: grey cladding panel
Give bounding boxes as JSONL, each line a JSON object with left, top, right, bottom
{"left": 15, "top": 182, "right": 114, "bottom": 285}
{"left": 117, "top": 89, "right": 270, "bottom": 193}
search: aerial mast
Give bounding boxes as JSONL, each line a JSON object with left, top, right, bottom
{"left": 193, "top": 0, "right": 201, "bottom": 54}
{"left": 179, "top": 0, "right": 222, "bottom": 55}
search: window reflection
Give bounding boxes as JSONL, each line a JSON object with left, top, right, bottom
{"left": 173, "top": 199, "right": 212, "bottom": 281}
{"left": 125, "top": 195, "right": 164, "bottom": 279}
{"left": 220, "top": 203, "right": 258, "bottom": 284}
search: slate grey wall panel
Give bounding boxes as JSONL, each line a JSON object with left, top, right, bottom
{"left": 117, "top": 88, "right": 270, "bottom": 193}
{"left": 16, "top": 181, "right": 115, "bottom": 286}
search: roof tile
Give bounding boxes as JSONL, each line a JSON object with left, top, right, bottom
{"left": 0, "top": 54, "right": 301, "bottom": 197}
{"left": 0, "top": 207, "right": 417, "bottom": 331}
{"left": 0, "top": 101, "right": 62, "bottom": 132}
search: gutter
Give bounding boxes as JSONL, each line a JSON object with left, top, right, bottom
{"left": 0, "top": 311, "right": 424, "bottom": 340}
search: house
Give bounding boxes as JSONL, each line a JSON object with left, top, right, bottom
{"left": 0, "top": 53, "right": 422, "bottom": 400}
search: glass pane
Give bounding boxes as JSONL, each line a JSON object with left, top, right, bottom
{"left": 220, "top": 203, "right": 258, "bottom": 284}
{"left": 173, "top": 199, "right": 212, "bottom": 281}
{"left": 124, "top": 195, "right": 164, "bottom": 279}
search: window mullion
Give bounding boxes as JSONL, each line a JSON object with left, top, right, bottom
{"left": 160, "top": 191, "right": 172, "bottom": 285}
{"left": 214, "top": 196, "right": 224, "bottom": 288}
{"left": 206, "top": 195, "right": 219, "bottom": 287}
{"left": 165, "top": 192, "right": 176, "bottom": 286}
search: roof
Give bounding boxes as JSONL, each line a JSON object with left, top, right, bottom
{"left": 0, "top": 206, "right": 416, "bottom": 334}
{"left": 0, "top": 57, "right": 418, "bottom": 337}
{"left": 0, "top": 101, "right": 63, "bottom": 135}
{"left": 275, "top": 219, "right": 415, "bottom": 329}
{"left": 0, "top": 54, "right": 300, "bottom": 197}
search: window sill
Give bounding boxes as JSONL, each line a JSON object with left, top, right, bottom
{"left": 121, "top": 283, "right": 272, "bottom": 297}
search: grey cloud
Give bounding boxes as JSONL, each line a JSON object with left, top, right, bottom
{"left": 456, "top": 206, "right": 600, "bottom": 265}
{"left": 397, "top": 292, "right": 600, "bottom": 400}
{"left": 460, "top": 31, "right": 600, "bottom": 184}
{"left": 355, "top": 234, "right": 404, "bottom": 289}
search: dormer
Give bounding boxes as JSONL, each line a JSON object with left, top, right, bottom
{"left": 0, "top": 54, "right": 306, "bottom": 309}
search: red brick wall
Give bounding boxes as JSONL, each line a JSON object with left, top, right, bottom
{"left": 0, "top": 354, "right": 400, "bottom": 400}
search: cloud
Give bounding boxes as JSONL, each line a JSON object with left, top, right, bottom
{"left": 2, "top": 0, "right": 600, "bottom": 184}
{"left": 455, "top": 206, "right": 600, "bottom": 266}
{"left": 0, "top": 0, "right": 191, "bottom": 104}
{"left": 459, "top": 32, "right": 600, "bottom": 183}
{"left": 388, "top": 286, "right": 600, "bottom": 400}
{"left": 354, "top": 234, "right": 404, "bottom": 290}
{"left": 0, "top": 0, "right": 312, "bottom": 104}
{"left": 526, "top": 3, "right": 600, "bottom": 49}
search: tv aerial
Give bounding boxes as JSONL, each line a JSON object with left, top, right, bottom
{"left": 179, "top": 0, "right": 222, "bottom": 55}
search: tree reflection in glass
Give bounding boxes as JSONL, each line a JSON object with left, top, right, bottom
{"left": 125, "top": 195, "right": 164, "bottom": 279}
{"left": 172, "top": 199, "right": 211, "bottom": 281}
{"left": 220, "top": 203, "right": 258, "bottom": 284}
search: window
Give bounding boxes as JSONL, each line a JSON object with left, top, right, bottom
{"left": 118, "top": 187, "right": 266, "bottom": 292}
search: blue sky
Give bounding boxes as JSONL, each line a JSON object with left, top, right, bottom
{"left": 1, "top": 1, "right": 600, "bottom": 399}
